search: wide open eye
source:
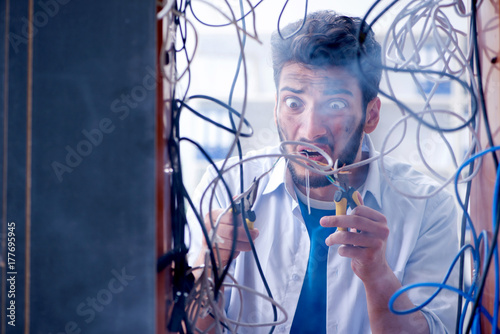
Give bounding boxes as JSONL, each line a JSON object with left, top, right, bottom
{"left": 328, "top": 100, "right": 348, "bottom": 110}
{"left": 285, "top": 97, "right": 304, "bottom": 109}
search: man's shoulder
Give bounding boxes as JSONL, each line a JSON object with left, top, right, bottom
{"left": 214, "top": 146, "right": 281, "bottom": 176}
{"left": 200, "top": 147, "right": 282, "bottom": 193}
{"left": 378, "top": 155, "right": 452, "bottom": 200}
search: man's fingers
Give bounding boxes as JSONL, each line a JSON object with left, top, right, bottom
{"left": 321, "top": 214, "right": 387, "bottom": 236}
{"left": 204, "top": 208, "right": 245, "bottom": 232}
{"left": 217, "top": 226, "right": 260, "bottom": 242}
{"left": 356, "top": 192, "right": 363, "bottom": 206}
{"left": 204, "top": 207, "right": 260, "bottom": 257}
{"left": 325, "top": 230, "right": 383, "bottom": 248}
{"left": 350, "top": 205, "right": 385, "bottom": 222}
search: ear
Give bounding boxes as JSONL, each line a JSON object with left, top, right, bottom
{"left": 364, "top": 97, "right": 381, "bottom": 134}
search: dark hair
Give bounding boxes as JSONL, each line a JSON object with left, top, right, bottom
{"left": 271, "top": 10, "right": 382, "bottom": 108}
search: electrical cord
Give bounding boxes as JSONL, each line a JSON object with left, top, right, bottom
{"left": 359, "top": 2, "right": 499, "bottom": 332}
{"left": 277, "top": 0, "right": 308, "bottom": 40}
{"left": 463, "top": 147, "right": 500, "bottom": 333}
{"left": 379, "top": 109, "right": 481, "bottom": 199}
{"left": 471, "top": 0, "right": 499, "bottom": 169}
{"left": 456, "top": 132, "right": 476, "bottom": 331}
{"left": 159, "top": 0, "right": 500, "bottom": 332}
{"left": 389, "top": 146, "right": 500, "bottom": 333}
{"left": 188, "top": 0, "right": 263, "bottom": 30}
{"left": 176, "top": 96, "right": 254, "bottom": 137}
{"left": 361, "top": 0, "right": 479, "bottom": 133}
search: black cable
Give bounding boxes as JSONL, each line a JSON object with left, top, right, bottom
{"left": 465, "top": 195, "right": 500, "bottom": 333}
{"left": 175, "top": 96, "right": 254, "bottom": 138}
{"left": 158, "top": 247, "right": 187, "bottom": 273}
{"left": 454, "top": 47, "right": 482, "bottom": 331}
{"left": 162, "top": 10, "right": 193, "bottom": 332}
{"left": 456, "top": 151, "right": 475, "bottom": 330}
{"left": 361, "top": 0, "right": 398, "bottom": 31}
{"left": 277, "top": 0, "right": 308, "bottom": 40}
{"left": 178, "top": 137, "right": 242, "bottom": 297}
{"left": 168, "top": 101, "right": 195, "bottom": 333}
{"left": 166, "top": 98, "right": 248, "bottom": 330}
{"left": 464, "top": 2, "right": 500, "bottom": 331}
{"left": 173, "top": 90, "right": 243, "bottom": 299}
{"left": 358, "top": 2, "right": 485, "bottom": 332}
{"left": 358, "top": 0, "right": 478, "bottom": 133}
{"left": 187, "top": 0, "right": 265, "bottom": 28}
{"left": 226, "top": 2, "right": 278, "bottom": 329}
{"left": 162, "top": 1, "right": 275, "bottom": 331}
{"left": 470, "top": 0, "right": 499, "bottom": 169}
{"left": 173, "top": 4, "right": 189, "bottom": 54}
{"left": 156, "top": 138, "right": 225, "bottom": 292}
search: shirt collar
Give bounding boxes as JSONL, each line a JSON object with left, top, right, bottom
{"left": 262, "top": 153, "right": 302, "bottom": 210}
{"left": 358, "top": 134, "right": 383, "bottom": 210}
{"left": 261, "top": 136, "right": 383, "bottom": 209}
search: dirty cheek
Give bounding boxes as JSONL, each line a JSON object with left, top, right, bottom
{"left": 332, "top": 115, "right": 357, "bottom": 136}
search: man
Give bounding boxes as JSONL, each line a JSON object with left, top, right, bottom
{"left": 188, "top": 10, "right": 458, "bottom": 334}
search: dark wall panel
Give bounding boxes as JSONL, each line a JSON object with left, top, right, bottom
{"left": 2, "top": 1, "right": 157, "bottom": 333}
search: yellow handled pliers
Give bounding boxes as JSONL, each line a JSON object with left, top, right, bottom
{"left": 333, "top": 172, "right": 362, "bottom": 231}
{"left": 232, "top": 178, "right": 259, "bottom": 229}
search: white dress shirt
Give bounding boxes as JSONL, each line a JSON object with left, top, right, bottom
{"left": 187, "top": 136, "right": 459, "bottom": 333}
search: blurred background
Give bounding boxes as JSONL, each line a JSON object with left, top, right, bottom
{"left": 177, "top": 0, "right": 471, "bottom": 197}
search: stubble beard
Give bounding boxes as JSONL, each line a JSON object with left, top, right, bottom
{"left": 278, "top": 120, "right": 365, "bottom": 189}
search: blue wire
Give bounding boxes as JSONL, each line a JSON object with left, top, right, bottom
{"left": 454, "top": 146, "right": 500, "bottom": 247}
{"left": 460, "top": 146, "right": 500, "bottom": 333}
{"left": 388, "top": 146, "right": 500, "bottom": 333}
{"left": 491, "top": 162, "right": 500, "bottom": 332}
{"left": 388, "top": 244, "right": 476, "bottom": 313}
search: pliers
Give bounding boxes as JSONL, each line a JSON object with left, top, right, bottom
{"left": 333, "top": 171, "right": 362, "bottom": 231}
{"left": 232, "top": 178, "right": 259, "bottom": 229}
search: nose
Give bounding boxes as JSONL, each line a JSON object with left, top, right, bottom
{"left": 301, "top": 105, "right": 327, "bottom": 140}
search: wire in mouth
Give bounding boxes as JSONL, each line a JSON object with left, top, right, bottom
{"left": 300, "top": 149, "right": 322, "bottom": 157}
{"left": 279, "top": 140, "right": 335, "bottom": 171}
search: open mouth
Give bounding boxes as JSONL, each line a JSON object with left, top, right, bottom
{"left": 299, "top": 148, "right": 326, "bottom": 162}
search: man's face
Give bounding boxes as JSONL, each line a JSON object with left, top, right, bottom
{"left": 275, "top": 63, "right": 367, "bottom": 188}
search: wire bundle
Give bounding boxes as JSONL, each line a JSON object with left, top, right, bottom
{"left": 156, "top": 0, "right": 500, "bottom": 333}
{"left": 361, "top": 1, "right": 500, "bottom": 333}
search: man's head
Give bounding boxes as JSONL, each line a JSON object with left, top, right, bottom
{"left": 270, "top": 11, "right": 382, "bottom": 190}
{"left": 271, "top": 11, "right": 382, "bottom": 110}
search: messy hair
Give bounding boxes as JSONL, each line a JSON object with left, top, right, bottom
{"left": 271, "top": 11, "right": 382, "bottom": 108}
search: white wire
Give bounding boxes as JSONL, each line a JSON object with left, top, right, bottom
{"left": 379, "top": 109, "right": 482, "bottom": 199}
{"left": 187, "top": 250, "right": 288, "bottom": 333}
{"left": 157, "top": 0, "right": 176, "bottom": 20}
{"left": 163, "top": 0, "right": 488, "bottom": 331}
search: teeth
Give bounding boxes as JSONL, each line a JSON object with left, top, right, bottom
{"left": 301, "top": 149, "right": 319, "bottom": 156}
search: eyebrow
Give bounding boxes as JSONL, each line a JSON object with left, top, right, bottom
{"left": 280, "top": 86, "right": 303, "bottom": 94}
{"left": 280, "top": 86, "right": 354, "bottom": 96}
{"left": 324, "top": 88, "right": 353, "bottom": 96}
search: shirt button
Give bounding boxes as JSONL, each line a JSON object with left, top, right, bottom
{"left": 301, "top": 225, "right": 306, "bottom": 232}
{"left": 291, "top": 274, "right": 300, "bottom": 281}
{"left": 277, "top": 325, "right": 287, "bottom": 332}
{"left": 332, "top": 321, "right": 338, "bottom": 332}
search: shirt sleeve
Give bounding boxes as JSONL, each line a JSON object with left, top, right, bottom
{"left": 186, "top": 164, "right": 228, "bottom": 267}
{"left": 184, "top": 163, "right": 243, "bottom": 332}
{"left": 402, "top": 191, "right": 460, "bottom": 334}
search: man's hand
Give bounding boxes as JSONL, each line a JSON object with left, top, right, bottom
{"left": 319, "top": 196, "right": 429, "bottom": 334}
{"left": 203, "top": 208, "right": 260, "bottom": 268}
{"left": 320, "top": 195, "right": 390, "bottom": 282}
